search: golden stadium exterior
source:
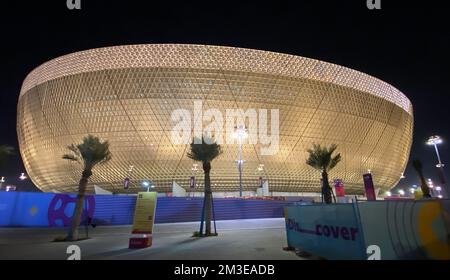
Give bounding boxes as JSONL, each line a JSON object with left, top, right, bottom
{"left": 17, "top": 44, "right": 413, "bottom": 194}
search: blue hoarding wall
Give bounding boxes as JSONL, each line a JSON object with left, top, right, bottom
{"left": 0, "top": 191, "right": 298, "bottom": 227}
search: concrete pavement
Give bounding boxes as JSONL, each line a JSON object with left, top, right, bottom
{"left": 0, "top": 218, "right": 304, "bottom": 260}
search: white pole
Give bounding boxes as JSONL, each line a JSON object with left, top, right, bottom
{"left": 239, "top": 137, "right": 243, "bottom": 197}
{"left": 434, "top": 143, "right": 443, "bottom": 166}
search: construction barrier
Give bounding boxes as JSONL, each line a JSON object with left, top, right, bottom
{"left": 284, "top": 199, "right": 450, "bottom": 260}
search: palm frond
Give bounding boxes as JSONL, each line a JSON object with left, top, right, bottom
{"left": 187, "top": 136, "right": 222, "bottom": 163}
{"left": 63, "top": 134, "right": 112, "bottom": 170}
{"left": 329, "top": 153, "right": 341, "bottom": 170}
{"left": 62, "top": 154, "right": 80, "bottom": 162}
{"left": 0, "top": 145, "right": 14, "bottom": 166}
{"left": 306, "top": 143, "right": 341, "bottom": 172}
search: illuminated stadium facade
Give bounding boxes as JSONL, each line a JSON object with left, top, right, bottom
{"left": 17, "top": 44, "right": 413, "bottom": 194}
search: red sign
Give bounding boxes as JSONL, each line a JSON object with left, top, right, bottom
{"left": 333, "top": 179, "right": 345, "bottom": 197}
{"left": 129, "top": 237, "right": 152, "bottom": 248}
{"left": 363, "top": 173, "right": 376, "bottom": 201}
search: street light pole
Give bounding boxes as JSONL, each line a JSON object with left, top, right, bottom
{"left": 433, "top": 143, "right": 443, "bottom": 167}
{"left": 427, "top": 135, "right": 448, "bottom": 198}
{"left": 238, "top": 129, "right": 244, "bottom": 197}
{"left": 235, "top": 125, "right": 247, "bottom": 197}
{"left": 238, "top": 143, "right": 243, "bottom": 197}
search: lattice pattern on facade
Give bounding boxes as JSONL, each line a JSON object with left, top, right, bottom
{"left": 17, "top": 45, "right": 413, "bottom": 194}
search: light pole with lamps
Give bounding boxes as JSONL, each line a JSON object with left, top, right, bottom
{"left": 426, "top": 135, "right": 448, "bottom": 198}
{"left": 19, "top": 173, "right": 27, "bottom": 181}
{"left": 141, "top": 180, "right": 155, "bottom": 192}
{"left": 234, "top": 124, "right": 248, "bottom": 197}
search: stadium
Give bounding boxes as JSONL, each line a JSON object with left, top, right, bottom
{"left": 17, "top": 44, "right": 413, "bottom": 195}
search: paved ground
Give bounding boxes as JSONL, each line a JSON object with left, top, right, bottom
{"left": 0, "top": 218, "right": 303, "bottom": 260}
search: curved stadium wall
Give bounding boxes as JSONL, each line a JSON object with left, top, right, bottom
{"left": 17, "top": 44, "right": 413, "bottom": 194}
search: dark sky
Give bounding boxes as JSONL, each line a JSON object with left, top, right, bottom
{"left": 0, "top": 0, "right": 449, "bottom": 192}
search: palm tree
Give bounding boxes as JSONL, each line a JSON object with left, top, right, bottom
{"left": 0, "top": 145, "right": 14, "bottom": 167}
{"left": 187, "top": 136, "right": 222, "bottom": 236}
{"left": 412, "top": 159, "right": 431, "bottom": 198}
{"left": 306, "top": 144, "right": 342, "bottom": 204}
{"left": 62, "top": 135, "right": 112, "bottom": 241}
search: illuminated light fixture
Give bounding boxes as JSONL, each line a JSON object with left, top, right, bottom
{"left": 427, "top": 135, "right": 443, "bottom": 145}
{"left": 385, "top": 191, "right": 392, "bottom": 197}
{"left": 141, "top": 180, "right": 155, "bottom": 192}
{"left": 5, "top": 185, "right": 17, "bottom": 192}
{"left": 19, "top": 173, "right": 27, "bottom": 181}
{"left": 257, "top": 164, "right": 264, "bottom": 172}
{"left": 427, "top": 135, "right": 445, "bottom": 168}
{"left": 398, "top": 189, "right": 405, "bottom": 196}
{"left": 192, "top": 163, "right": 199, "bottom": 172}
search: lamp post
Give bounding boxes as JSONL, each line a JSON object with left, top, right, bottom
{"left": 234, "top": 124, "right": 248, "bottom": 197}
{"left": 141, "top": 180, "right": 155, "bottom": 192}
{"left": 435, "top": 186, "right": 443, "bottom": 198}
{"left": 19, "top": 173, "right": 27, "bottom": 181}
{"left": 426, "top": 135, "right": 448, "bottom": 198}
{"left": 0, "top": 176, "right": 5, "bottom": 190}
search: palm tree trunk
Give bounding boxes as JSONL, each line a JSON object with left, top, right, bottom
{"left": 322, "top": 170, "right": 332, "bottom": 204}
{"left": 203, "top": 161, "right": 212, "bottom": 235}
{"left": 67, "top": 170, "right": 92, "bottom": 241}
{"left": 418, "top": 170, "right": 431, "bottom": 198}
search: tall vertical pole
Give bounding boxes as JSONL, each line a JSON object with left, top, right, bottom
{"left": 433, "top": 143, "right": 448, "bottom": 198}
{"left": 434, "top": 144, "right": 443, "bottom": 166}
{"left": 239, "top": 139, "right": 243, "bottom": 197}
{"left": 236, "top": 124, "right": 246, "bottom": 198}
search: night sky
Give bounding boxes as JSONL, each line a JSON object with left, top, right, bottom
{"left": 0, "top": 0, "right": 449, "bottom": 192}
